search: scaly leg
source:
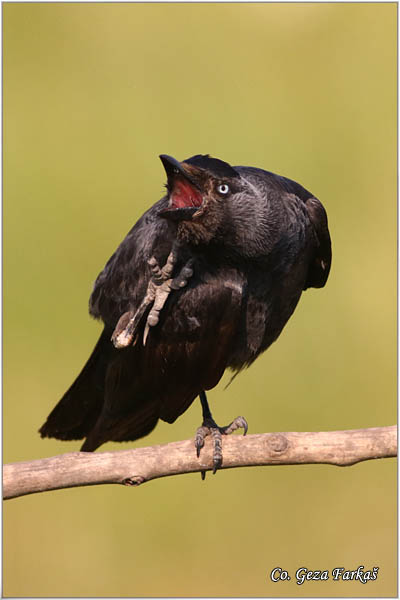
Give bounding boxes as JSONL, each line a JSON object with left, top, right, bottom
{"left": 112, "top": 242, "right": 194, "bottom": 349}
{"left": 195, "top": 391, "right": 248, "bottom": 480}
{"left": 143, "top": 254, "right": 194, "bottom": 345}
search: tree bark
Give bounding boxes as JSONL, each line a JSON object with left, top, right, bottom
{"left": 3, "top": 426, "right": 397, "bottom": 500}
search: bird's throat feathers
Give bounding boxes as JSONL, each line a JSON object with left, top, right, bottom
{"left": 176, "top": 197, "right": 224, "bottom": 245}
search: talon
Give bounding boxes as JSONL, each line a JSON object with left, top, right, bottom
{"left": 222, "top": 416, "right": 248, "bottom": 436}
{"left": 113, "top": 247, "right": 195, "bottom": 348}
{"left": 181, "top": 265, "right": 194, "bottom": 278}
{"left": 112, "top": 301, "right": 152, "bottom": 349}
{"left": 196, "top": 443, "right": 202, "bottom": 458}
{"left": 147, "top": 314, "right": 159, "bottom": 327}
{"left": 195, "top": 426, "right": 207, "bottom": 457}
{"left": 194, "top": 400, "right": 249, "bottom": 479}
{"left": 112, "top": 314, "right": 136, "bottom": 348}
{"left": 212, "top": 452, "right": 222, "bottom": 474}
{"left": 143, "top": 323, "right": 150, "bottom": 347}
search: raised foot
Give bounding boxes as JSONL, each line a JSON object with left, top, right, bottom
{"left": 111, "top": 243, "right": 194, "bottom": 348}
{"left": 195, "top": 416, "right": 248, "bottom": 479}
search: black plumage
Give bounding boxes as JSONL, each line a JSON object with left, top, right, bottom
{"left": 40, "top": 154, "right": 331, "bottom": 460}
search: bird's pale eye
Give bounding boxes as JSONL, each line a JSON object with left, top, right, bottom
{"left": 217, "top": 184, "right": 230, "bottom": 195}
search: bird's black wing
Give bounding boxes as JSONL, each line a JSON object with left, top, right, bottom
{"left": 268, "top": 172, "right": 331, "bottom": 289}
{"left": 80, "top": 269, "right": 245, "bottom": 451}
{"left": 39, "top": 328, "right": 111, "bottom": 441}
{"left": 302, "top": 196, "right": 331, "bottom": 288}
{"left": 42, "top": 193, "right": 246, "bottom": 451}
{"left": 238, "top": 167, "right": 332, "bottom": 290}
{"left": 89, "top": 196, "right": 175, "bottom": 328}
{"left": 40, "top": 196, "right": 178, "bottom": 444}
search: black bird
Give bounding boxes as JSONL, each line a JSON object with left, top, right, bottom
{"left": 40, "top": 154, "right": 331, "bottom": 473}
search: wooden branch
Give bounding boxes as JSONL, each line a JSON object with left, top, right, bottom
{"left": 3, "top": 426, "right": 396, "bottom": 500}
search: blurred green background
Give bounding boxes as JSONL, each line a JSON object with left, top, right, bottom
{"left": 3, "top": 3, "right": 396, "bottom": 598}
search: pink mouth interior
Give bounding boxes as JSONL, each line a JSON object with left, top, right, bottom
{"left": 170, "top": 178, "right": 203, "bottom": 209}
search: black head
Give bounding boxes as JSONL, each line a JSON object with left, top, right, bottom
{"left": 159, "top": 154, "right": 241, "bottom": 223}
{"left": 183, "top": 154, "right": 240, "bottom": 180}
{"left": 157, "top": 154, "right": 276, "bottom": 252}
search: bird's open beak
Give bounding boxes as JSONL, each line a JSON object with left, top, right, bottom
{"left": 159, "top": 155, "right": 203, "bottom": 221}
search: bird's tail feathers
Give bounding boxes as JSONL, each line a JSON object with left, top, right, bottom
{"left": 39, "top": 329, "right": 111, "bottom": 442}
{"left": 80, "top": 395, "right": 160, "bottom": 451}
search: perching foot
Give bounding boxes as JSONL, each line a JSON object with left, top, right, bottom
{"left": 143, "top": 253, "right": 194, "bottom": 345}
{"left": 195, "top": 414, "right": 248, "bottom": 479}
{"left": 111, "top": 242, "right": 194, "bottom": 348}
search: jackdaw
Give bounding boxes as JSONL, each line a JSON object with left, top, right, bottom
{"left": 40, "top": 154, "right": 331, "bottom": 474}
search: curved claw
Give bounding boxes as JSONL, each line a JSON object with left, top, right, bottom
{"left": 212, "top": 455, "right": 222, "bottom": 475}
{"left": 195, "top": 416, "right": 249, "bottom": 479}
{"left": 195, "top": 426, "right": 207, "bottom": 457}
{"left": 240, "top": 416, "right": 249, "bottom": 436}
{"left": 222, "top": 416, "right": 248, "bottom": 436}
{"left": 113, "top": 248, "right": 195, "bottom": 349}
{"left": 195, "top": 426, "right": 208, "bottom": 480}
{"left": 112, "top": 302, "right": 151, "bottom": 349}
